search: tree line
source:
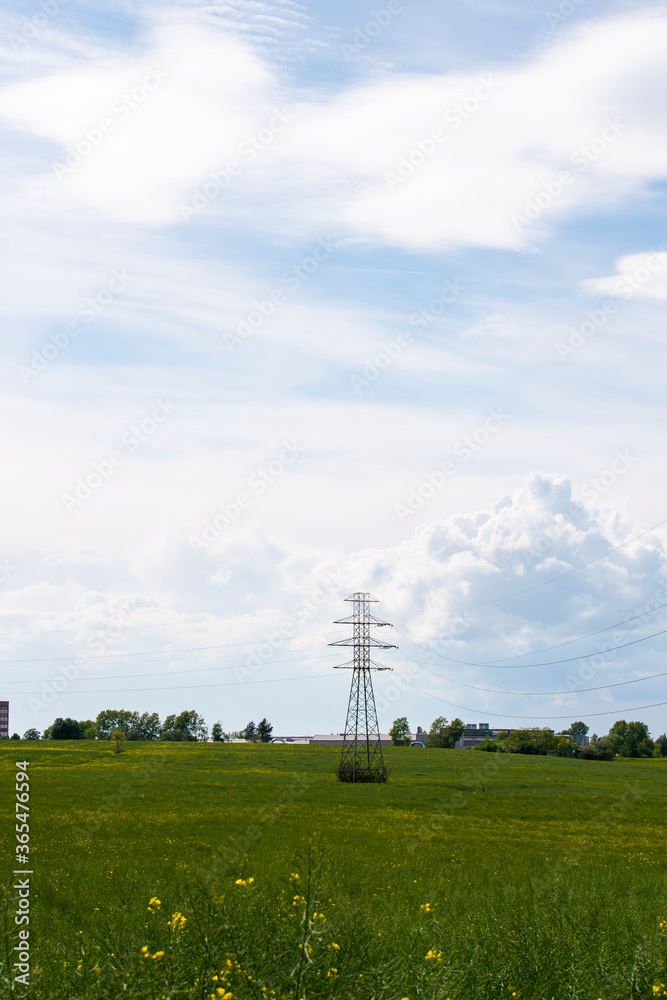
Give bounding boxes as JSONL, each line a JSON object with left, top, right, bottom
{"left": 389, "top": 716, "right": 465, "bottom": 748}
{"left": 17, "top": 711, "right": 274, "bottom": 743}
{"left": 389, "top": 715, "right": 667, "bottom": 758}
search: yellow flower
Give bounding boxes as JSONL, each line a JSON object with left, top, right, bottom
{"left": 141, "top": 946, "right": 149, "bottom": 955}
{"left": 327, "top": 969, "right": 338, "bottom": 978}
{"left": 420, "top": 903, "right": 432, "bottom": 913}
{"left": 148, "top": 897, "right": 161, "bottom": 909}
{"left": 168, "top": 911, "right": 187, "bottom": 930}
{"left": 328, "top": 942, "right": 341, "bottom": 952}
{"left": 151, "top": 951, "right": 165, "bottom": 960}
{"left": 234, "top": 877, "right": 254, "bottom": 887}
{"left": 425, "top": 949, "right": 443, "bottom": 962}
{"left": 290, "top": 873, "right": 300, "bottom": 882}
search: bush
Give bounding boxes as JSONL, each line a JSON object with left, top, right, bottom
{"left": 580, "top": 742, "right": 615, "bottom": 761}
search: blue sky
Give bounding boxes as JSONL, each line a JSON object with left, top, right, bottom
{"left": 1, "top": 0, "right": 667, "bottom": 739}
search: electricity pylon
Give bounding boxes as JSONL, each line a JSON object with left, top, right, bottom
{"left": 329, "top": 592, "right": 396, "bottom": 783}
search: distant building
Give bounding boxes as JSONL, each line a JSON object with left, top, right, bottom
{"left": 454, "top": 723, "right": 515, "bottom": 749}
{"left": 454, "top": 723, "right": 588, "bottom": 749}
{"left": 270, "top": 737, "right": 312, "bottom": 744}
{"left": 0, "top": 701, "right": 8, "bottom": 739}
{"left": 308, "top": 734, "right": 395, "bottom": 746}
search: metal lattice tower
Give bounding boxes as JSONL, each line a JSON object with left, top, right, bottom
{"left": 328, "top": 593, "right": 397, "bottom": 783}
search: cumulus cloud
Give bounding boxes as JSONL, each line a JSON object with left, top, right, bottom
{"left": 3, "top": 473, "right": 667, "bottom": 728}
{"left": 283, "top": 472, "right": 667, "bottom": 670}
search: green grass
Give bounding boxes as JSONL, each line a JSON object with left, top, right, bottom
{"left": 1, "top": 741, "right": 666, "bottom": 999}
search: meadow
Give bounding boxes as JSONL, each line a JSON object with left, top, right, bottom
{"left": 1, "top": 741, "right": 666, "bottom": 1000}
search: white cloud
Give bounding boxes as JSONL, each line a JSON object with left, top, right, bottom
{"left": 0, "top": 21, "right": 279, "bottom": 224}
{"left": 2, "top": 10, "right": 667, "bottom": 244}
{"left": 581, "top": 249, "right": 667, "bottom": 300}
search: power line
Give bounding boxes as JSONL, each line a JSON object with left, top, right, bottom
{"left": 0, "top": 651, "right": 341, "bottom": 685}
{"left": 9, "top": 674, "right": 338, "bottom": 696}
{"left": 0, "top": 606, "right": 341, "bottom": 638}
{"left": 398, "top": 650, "right": 667, "bottom": 697}
{"left": 387, "top": 516, "right": 667, "bottom": 615}
{"left": 402, "top": 676, "right": 667, "bottom": 720}
{"left": 429, "top": 598, "right": 667, "bottom": 664}
{"left": 0, "top": 630, "right": 343, "bottom": 665}
{"left": 394, "top": 623, "right": 667, "bottom": 669}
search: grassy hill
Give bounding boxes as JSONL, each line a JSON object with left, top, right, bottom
{"left": 1, "top": 741, "right": 666, "bottom": 999}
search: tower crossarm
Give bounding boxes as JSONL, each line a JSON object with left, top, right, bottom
{"left": 333, "top": 614, "right": 393, "bottom": 627}
{"left": 328, "top": 637, "right": 397, "bottom": 649}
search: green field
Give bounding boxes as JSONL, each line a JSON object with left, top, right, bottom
{"left": 1, "top": 741, "right": 666, "bottom": 1000}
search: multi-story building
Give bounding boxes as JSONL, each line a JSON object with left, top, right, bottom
{"left": 454, "top": 722, "right": 588, "bottom": 749}
{"left": 454, "top": 722, "right": 514, "bottom": 749}
{"left": 0, "top": 701, "right": 8, "bottom": 739}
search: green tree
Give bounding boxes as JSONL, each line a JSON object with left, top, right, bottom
{"left": 211, "top": 722, "right": 224, "bottom": 742}
{"left": 23, "top": 729, "right": 41, "bottom": 740}
{"left": 606, "top": 719, "right": 654, "bottom": 758}
{"left": 10, "top": 733, "right": 20, "bottom": 740}
{"left": 137, "top": 712, "right": 161, "bottom": 740}
{"left": 389, "top": 717, "right": 411, "bottom": 746}
{"left": 82, "top": 722, "right": 99, "bottom": 740}
{"left": 653, "top": 733, "right": 667, "bottom": 757}
{"left": 257, "top": 718, "right": 273, "bottom": 743}
{"left": 111, "top": 728, "right": 125, "bottom": 753}
{"left": 501, "top": 728, "right": 560, "bottom": 755}
{"left": 427, "top": 716, "right": 464, "bottom": 749}
{"left": 244, "top": 721, "right": 257, "bottom": 742}
{"left": 445, "top": 718, "right": 465, "bottom": 747}
{"left": 161, "top": 710, "right": 208, "bottom": 742}
{"left": 580, "top": 740, "right": 615, "bottom": 761}
{"left": 560, "top": 721, "right": 589, "bottom": 740}
{"left": 427, "top": 716, "right": 448, "bottom": 747}
{"left": 474, "top": 738, "right": 499, "bottom": 752}
{"left": 96, "top": 709, "right": 139, "bottom": 740}
{"left": 49, "top": 717, "right": 84, "bottom": 740}
{"left": 426, "top": 715, "right": 465, "bottom": 750}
